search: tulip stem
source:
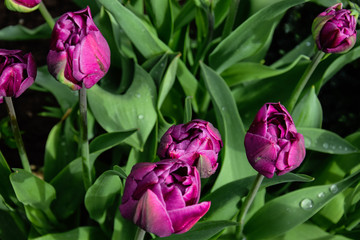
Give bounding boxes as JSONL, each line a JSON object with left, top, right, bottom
{"left": 134, "top": 227, "right": 146, "bottom": 240}
{"left": 79, "top": 86, "right": 92, "bottom": 190}
{"left": 287, "top": 50, "right": 325, "bottom": 113}
{"left": 38, "top": 1, "right": 55, "bottom": 29}
{"left": 4, "top": 97, "right": 31, "bottom": 172}
{"left": 236, "top": 173, "right": 264, "bottom": 239}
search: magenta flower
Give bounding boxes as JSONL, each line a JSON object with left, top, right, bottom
{"left": 244, "top": 103, "right": 306, "bottom": 178}
{"left": 0, "top": 49, "right": 36, "bottom": 98}
{"left": 5, "top": 0, "right": 41, "bottom": 13}
{"left": 119, "top": 159, "right": 210, "bottom": 237}
{"left": 157, "top": 119, "right": 223, "bottom": 178}
{"left": 312, "top": 3, "right": 358, "bottom": 53}
{"left": 47, "top": 6, "right": 110, "bottom": 90}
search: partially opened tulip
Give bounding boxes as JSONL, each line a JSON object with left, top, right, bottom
{"left": 312, "top": 3, "right": 358, "bottom": 54}
{"left": 5, "top": 0, "right": 41, "bottom": 13}
{"left": 119, "top": 159, "right": 210, "bottom": 237}
{"left": 244, "top": 103, "right": 306, "bottom": 178}
{"left": 0, "top": 49, "right": 37, "bottom": 98}
{"left": 157, "top": 119, "right": 223, "bottom": 178}
{"left": 47, "top": 6, "right": 110, "bottom": 90}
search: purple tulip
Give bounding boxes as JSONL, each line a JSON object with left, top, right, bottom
{"left": 244, "top": 103, "right": 306, "bottom": 178}
{"left": 0, "top": 49, "right": 36, "bottom": 98}
{"left": 47, "top": 6, "right": 110, "bottom": 90}
{"left": 312, "top": 3, "right": 358, "bottom": 54}
{"left": 119, "top": 159, "right": 210, "bottom": 237}
{"left": 157, "top": 119, "right": 223, "bottom": 178}
{"left": 5, "top": 0, "right": 41, "bottom": 12}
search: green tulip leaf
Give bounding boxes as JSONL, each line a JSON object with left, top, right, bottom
{"left": 89, "top": 130, "right": 137, "bottom": 154}
{"left": 200, "top": 62, "right": 255, "bottom": 191}
{"left": 292, "top": 86, "right": 323, "bottom": 129}
{"left": 0, "top": 209, "right": 27, "bottom": 240}
{"left": 209, "top": 0, "right": 310, "bottom": 72}
{"left": 0, "top": 152, "right": 15, "bottom": 204}
{"left": 30, "top": 226, "right": 106, "bottom": 240}
{"left": 154, "top": 220, "right": 237, "bottom": 240}
{"left": 244, "top": 170, "right": 360, "bottom": 239}
{"left": 88, "top": 64, "right": 157, "bottom": 151}
{"left": 0, "top": 23, "right": 51, "bottom": 40}
{"left": 98, "top": 0, "right": 170, "bottom": 58}
{"left": 202, "top": 173, "right": 313, "bottom": 221}
{"left": 298, "top": 128, "right": 359, "bottom": 154}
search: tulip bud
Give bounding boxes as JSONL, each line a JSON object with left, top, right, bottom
{"left": 47, "top": 6, "right": 110, "bottom": 90}
{"left": 312, "top": 3, "right": 358, "bottom": 54}
{"left": 119, "top": 159, "right": 210, "bottom": 237}
{"left": 157, "top": 119, "right": 223, "bottom": 178}
{"left": 0, "top": 49, "right": 37, "bottom": 98}
{"left": 5, "top": 0, "right": 41, "bottom": 13}
{"left": 244, "top": 103, "right": 306, "bottom": 178}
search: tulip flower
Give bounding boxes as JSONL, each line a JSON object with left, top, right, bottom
{"left": 244, "top": 103, "right": 306, "bottom": 178}
{"left": 47, "top": 6, "right": 110, "bottom": 90}
{"left": 157, "top": 119, "right": 223, "bottom": 178}
{"left": 312, "top": 3, "right": 358, "bottom": 54}
{"left": 5, "top": 0, "right": 41, "bottom": 13}
{"left": 119, "top": 159, "right": 210, "bottom": 237}
{"left": 0, "top": 49, "right": 36, "bottom": 98}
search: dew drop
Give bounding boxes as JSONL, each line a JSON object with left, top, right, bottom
{"left": 331, "top": 145, "right": 336, "bottom": 150}
{"left": 317, "top": 192, "right": 325, "bottom": 198}
{"left": 329, "top": 184, "right": 338, "bottom": 194}
{"left": 322, "top": 143, "right": 329, "bottom": 149}
{"left": 138, "top": 114, "right": 144, "bottom": 120}
{"left": 344, "top": 147, "right": 348, "bottom": 151}
{"left": 135, "top": 93, "right": 141, "bottom": 98}
{"left": 221, "top": 106, "right": 226, "bottom": 111}
{"left": 300, "top": 198, "right": 314, "bottom": 210}
{"left": 305, "top": 41, "right": 311, "bottom": 46}
{"left": 304, "top": 137, "right": 311, "bottom": 148}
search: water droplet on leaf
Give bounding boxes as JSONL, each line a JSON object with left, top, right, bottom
{"left": 322, "top": 143, "right": 329, "bottom": 149}
{"left": 300, "top": 198, "right": 314, "bottom": 210}
{"left": 317, "top": 192, "right": 325, "bottom": 198}
{"left": 138, "top": 114, "right": 144, "bottom": 119}
{"left": 329, "top": 184, "right": 338, "bottom": 194}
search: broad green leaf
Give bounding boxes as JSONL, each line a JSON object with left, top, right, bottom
{"left": 221, "top": 55, "right": 308, "bottom": 87}
{"left": 0, "top": 23, "right": 51, "bottom": 40}
{"left": 88, "top": 64, "right": 157, "bottom": 150}
{"left": 200, "top": 62, "right": 255, "bottom": 191}
{"left": 36, "top": 66, "right": 78, "bottom": 113}
{"left": 158, "top": 54, "right": 180, "bottom": 109}
{"left": 147, "top": 54, "right": 169, "bottom": 85}
{"left": 213, "top": 0, "right": 232, "bottom": 28}
{"left": 89, "top": 130, "right": 137, "bottom": 154}
{"left": 0, "top": 210, "right": 27, "bottom": 240}
{"left": 209, "top": 0, "right": 310, "bottom": 72}
{"left": 0, "top": 151, "right": 16, "bottom": 204}
{"left": 10, "top": 169, "right": 56, "bottom": 210}
{"left": 176, "top": 60, "right": 200, "bottom": 113}
{"left": 111, "top": 206, "right": 137, "bottom": 240}
{"left": 202, "top": 173, "right": 313, "bottom": 221}
{"left": 298, "top": 128, "right": 359, "bottom": 154}
{"left": 98, "top": 0, "right": 170, "bottom": 58}
{"left": 31, "top": 226, "right": 106, "bottom": 240}
{"left": 244, "top": 170, "right": 360, "bottom": 239}
{"left": 292, "top": 86, "right": 323, "bottom": 128}
{"left": 85, "top": 170, "right": 122, "bottom": 225}
{"left": 173, "top": 0, "right": 196, "bottom": 32}
{"left": 154, "top": 221, "right": 237, "bottom": 240}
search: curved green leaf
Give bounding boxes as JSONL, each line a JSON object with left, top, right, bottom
{"left": 244, "top": 171, "right": 360, "bottom": 239}
{"left": 0, "top": 23, "right": 51, "bottom": 40}
{"left": 31, "top": 226, "right": 106, "bottom": 240}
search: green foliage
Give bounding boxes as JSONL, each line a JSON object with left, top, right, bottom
{"left": 1, "top": 0, "right": 360, "bottom": 239}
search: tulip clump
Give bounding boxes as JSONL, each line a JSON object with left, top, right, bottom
{"left": 119, "top": 159, "right": 211, "bottom": 237}
{"left": 5, "top": 0, "right": 41, "bottom": 13}
{"left": 0, "top": 49, "right": 36, "bottom": 99}
{"left": 244, "top": 103, "right": 306, "bottom": 178}
{"left": 312, "top": 3, "right": 358, "bottom": 54}
{"left": 157, "top": 119, "right": 223, "bottom": 178}
{"left": 47, "top": 6, "right": 110, "bottom": 90}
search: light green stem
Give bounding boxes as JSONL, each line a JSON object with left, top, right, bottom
{"left": 79, "top": 86, "right": 92, "bottom": 190}
{"left": 134, "top": 227, "right": 146, "bottom": 240}
{"left": 4, "top": 97, "right": 31, "bottom": 172}
{"left": 38, "top": 1, "right": 55, "bottom": 29}
{"left": 236, "top": 173, "right": 264, "bottom": 239}
{"left": 287, "top": 50, "right": 325, "bottom": 113}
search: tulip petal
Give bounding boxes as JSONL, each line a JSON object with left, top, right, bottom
{"left": 168, "top": 201, "right": 211, "bottom": 234}
{"left": 134, "top": 189, "right": 174, "bottom": 237}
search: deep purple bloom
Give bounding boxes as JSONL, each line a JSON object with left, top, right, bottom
{"left": 244, "top": 103, "right": 306, "bottom": 178}
{"left": 312, "top": 3, "right": 358, "bottom": 53}
{"left": 157, "top": 119, "right": 223, "bottom": 178}
{"left": 0, "top": 49, "right": 36, "bottom": 98}
{"left": 47, "top": 6, "right": 110, "bottom": 90}
{"left": 5, "top": 0, "right": 41, "bottom": 12}
{"left": 119, "top": 159, "right": 210, "bottom": 237}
